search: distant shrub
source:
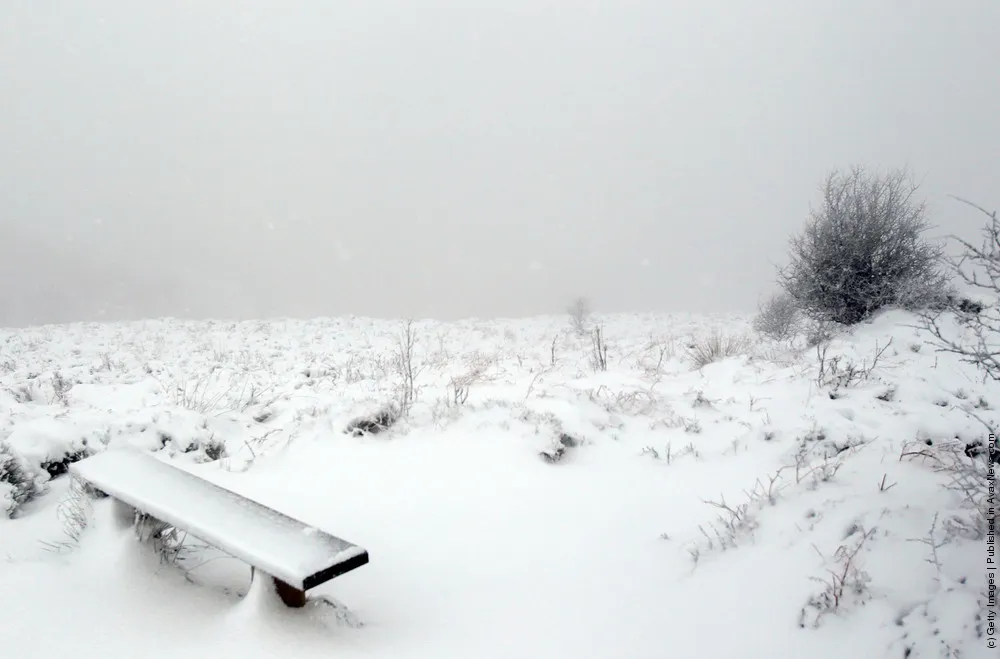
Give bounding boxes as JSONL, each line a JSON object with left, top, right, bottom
{"left": 778, "top": 166, "right": 948, "bottom": 326}
{"left": 687, "top": 331, "right": 752, "bottom": 369}
{"left": 566, "top": 296, "right": 591, "bottom": 336}
{"left": 752, "top": 292, "right": 801, "bottom": 341}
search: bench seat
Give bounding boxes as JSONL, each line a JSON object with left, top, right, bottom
{"left": 70, "top": 448, "right": 369, "bottom": 602}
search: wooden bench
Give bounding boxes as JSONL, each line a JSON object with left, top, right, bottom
{"left": 70, "top": 448, "right": 369, "bottom": 608}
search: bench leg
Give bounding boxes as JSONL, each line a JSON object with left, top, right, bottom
{"left": 272, "top": 577, "right": 307, "bottom": 608}
{"left": 248, "top": 567, "right": 308, "bottom": 608}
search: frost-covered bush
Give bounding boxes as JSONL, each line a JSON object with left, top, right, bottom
{"left": 779, "top": 166, "right": 948, "bottom": 326}
{"left": 752, "top": 292, "right": 801, "bottom": 341}
{"left": 0, "top": 441, "right": 42, "bottom": 517}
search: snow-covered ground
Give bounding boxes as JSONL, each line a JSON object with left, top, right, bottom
{"left": 0, "top": 310, "right": 995, "bottom": 658}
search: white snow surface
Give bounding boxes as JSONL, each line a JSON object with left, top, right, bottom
{"left": 0, "top": 310, "right": 996, "bottom": 659}
{"left": 70, "top": 447, "right": 365, "bottom": 589}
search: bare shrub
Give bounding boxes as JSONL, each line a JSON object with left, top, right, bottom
{"left": 636, "top": 340, "right": 671, "bottom": 376}
{"left": 800, "top": 526, "right": 876, "bottom": 628}
{"left": 51, "top": 371, "right": 71, "bottom": 405}
{"left": 588, "top": 385, "right": 657, "bottom": 416}
{"left": 779, "top": 166, "right": 947, "bottom": 326}
{"left": 446, "top": 351, "right": 494, "bottom": 407}
{"left": 567, "top": 296, "right": 591, "bottom": 336}
{"left": 796, "top": 452, "right": 846, "bottom": 488}
{"left": 752, "top": 292, "right": 800, "bottom": 341}
{"left": 899, "top": 438, "right": 993, "bottom": 539}
{"left": 448, "top": 365, "right": 482, "bottom": 407}
{"left": 160, "top": 370, "right": 275, "bottom": 415}
{"left": 814, "top": 337, "right": 892, "bottom": 397}
{"left": 920, "top": 197, "right": 1000, "bottom": 382}
{"left": 448, "top": 379, "right": 471, "bottom": 406}
{"left": 687, "top": 331, "right": 752, "bottom": 369}
{"left": 684, "top": 470, "right": 785, "bottom": 563}
{"left": 697, "top": 495, "right": 759, "bottom": 552}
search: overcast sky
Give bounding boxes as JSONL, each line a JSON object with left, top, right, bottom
{"left": 1, "top": 0, "right": 998, "bottom": 326}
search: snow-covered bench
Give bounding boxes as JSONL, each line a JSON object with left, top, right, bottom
{"left": 70, "top": 448, "right": 369, "bottom": 608}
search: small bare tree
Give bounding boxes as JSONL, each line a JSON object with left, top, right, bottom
{"left": 567, "top": 296, "right": 591, "bottom": 336}
{"left": 779, "top": 166, "right": 947, "bottom": 326}
{"left": 590, "top": 326, "right": 608, "bottom": 371}
{"left": 921, "top": 197, "right": 999, "bottom": 383}
{"left": 395, "top": 319, "right": 420, "bottom": 415}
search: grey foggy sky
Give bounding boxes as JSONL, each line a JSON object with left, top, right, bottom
{"left": 1, "top": 0, "right": 998, "bottom": 326}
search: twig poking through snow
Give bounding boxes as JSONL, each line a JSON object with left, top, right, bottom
{"left": 801, "top": 526, "right": 876, "bottom": 628}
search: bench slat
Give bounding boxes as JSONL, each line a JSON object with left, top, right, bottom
{"left": 71, "top": 448, "right": 368, "bottom": 590}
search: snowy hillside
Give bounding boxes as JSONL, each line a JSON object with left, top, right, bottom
{"left": 0, "top": 310, "right": 995, "bottom": 658}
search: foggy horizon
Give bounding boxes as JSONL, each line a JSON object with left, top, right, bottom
{"left": 2, "top": 1, "right": 998, "bottom": 327}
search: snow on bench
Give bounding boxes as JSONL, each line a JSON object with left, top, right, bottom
{"left": 70, "top": 448, "right": 369, "bottom": 607}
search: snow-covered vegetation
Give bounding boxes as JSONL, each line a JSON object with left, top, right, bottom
{"left": 0, "top": 307, "right": 995, "bottom": 658}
